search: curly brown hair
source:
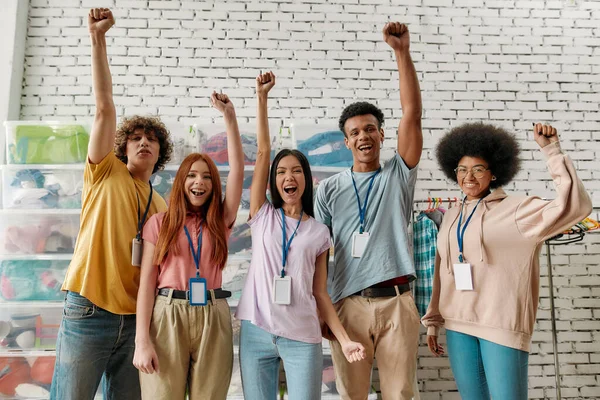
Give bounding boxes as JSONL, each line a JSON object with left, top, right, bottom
{"left": 114, "top": 115, "right": 173, "bottom": 174}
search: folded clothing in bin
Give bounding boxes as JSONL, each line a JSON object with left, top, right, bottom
{"left": 295, "top": 130, "right": 353, "bottom": 167}
{"left": 8, "top": 169, "right": 82, "bottom": 209}
{"left": 8, "top": 124, "right": 89, "bottom": 164}
{"left": 202, "top": 132, "right": 258, "bottom": 165}
{"left": 0, "top": 260, "right": 67, "bottom": 302}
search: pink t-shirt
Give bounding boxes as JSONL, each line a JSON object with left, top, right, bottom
{"left": 235, "top": 201, "right": 331, "bottom": 344}
{"left": 143, "top": 211, "right": 232, "bottom": 291}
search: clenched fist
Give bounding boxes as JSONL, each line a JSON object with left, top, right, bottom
{"left": 88, "top": 8, "right": 114, "bottom": 35}
{"left": 211, "top": 91, "right": 235, "bottom": 115}
{"left": 256, "top": 71, "right": 276, "bottom": 98}
{"left": 532, "top": 123, "right": 559, "bottom": 148}
{"left": 383, "top": 22, "right": 410, "bottom": 52}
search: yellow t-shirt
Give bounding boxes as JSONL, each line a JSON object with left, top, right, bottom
{"left": 62, "top": 152, "right": 167, "bottom": 314}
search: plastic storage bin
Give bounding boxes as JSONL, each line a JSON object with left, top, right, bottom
{"left": 228, "top": 212, "right": 251, "bottom": 258}
{"left": 4, "top": 121, "right": 90, "bottom": 165}
{"left": 0, "top": 260, "right": 68, "bottom": 303}
{"left": 198, "top": 123, "right": 281, "bottom": 167}
{"left": 0, "top": 212, "right": 79, "bottom": 256}
{"left": 291, "top": 123, "right": 352, "bottom": 168}
{"left": 162, "top": 121, "right": 201, "bottom": 165}
{"left": 1, "top": 167, "right": 83, "bottom": 209}
{"left": 222, "top": 258, "right": 250, "bottom": 304}
{"left": 0, "top": 355, "right": 55, "bottom": 398}
{"left": 0, "top": 306, "right": 62, "bottom": 351}
{"left": 311, "top": 168, "right": 346, "bottom": 195}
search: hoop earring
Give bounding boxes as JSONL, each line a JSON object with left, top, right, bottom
{"left": 491, "top": 176, "right": 497, "bottom": 181}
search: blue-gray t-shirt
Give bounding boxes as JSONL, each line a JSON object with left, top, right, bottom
{"left": 314, "top": 153, "right": 418, "bottom": 303}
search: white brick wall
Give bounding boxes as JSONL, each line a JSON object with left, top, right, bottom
{"left": 15, "top": 0, "right": 600, "bottom": 398}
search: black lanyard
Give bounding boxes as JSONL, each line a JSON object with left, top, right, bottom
{"left": 136, "top": 182, "right": 153, "bottom": 239}
{"left": 351, "top": 167, "right": 381, "bottom": 234}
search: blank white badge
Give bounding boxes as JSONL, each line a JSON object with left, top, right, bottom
{"left": 189, "top": 278, "right": 207, "bottom": 306}
{"left": 453, "top": 263, "right": 474, "bottom": 291}
{"left": 273, "top": 276, "right": 291, "bottom": 305}
{"left": 351, "top": 232, "right": 370, "bottom": 258}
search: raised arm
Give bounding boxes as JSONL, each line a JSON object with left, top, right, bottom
{"left": 249, "top": 72, "right": 276, "bottom": 218}
{"left": 87, "top": 8, "right": 117, "bottom": 164}
{"left": 211, "top": 92, "right": 244, "bottom": 228}
{"left": 383, "top": 22, "right": 423, "bottom": 169}
{"left": 515, "top": 123, "right": 592, "bottom": 241}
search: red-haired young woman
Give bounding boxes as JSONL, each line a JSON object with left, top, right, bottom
{"left": 132, "top": 92, "right": 244, "bottom": 400}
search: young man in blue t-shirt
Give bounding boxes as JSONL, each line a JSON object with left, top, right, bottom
{"left": 315, "top": 22, "right": 423, "bottom": 399}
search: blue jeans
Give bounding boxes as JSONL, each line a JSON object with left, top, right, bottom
{"left": 446, "top": 330, "right": 529, "bottom": 400}
{"left": 50, "top": 292, "right": 140, "bottom": 400}
{"left": 239, "top": 320, "right": 323, "bottom": 400}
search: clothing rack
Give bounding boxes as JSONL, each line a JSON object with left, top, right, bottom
{"left": 544, "top": 212, "right": 599, "bottom": 400}
{"left": 413, "top": 197, "right": 459, "bottom": 208}
{"left": 412, "top": 198, "right": 459, "bottom": 224}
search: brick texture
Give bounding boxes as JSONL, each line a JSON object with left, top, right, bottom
{"left": 16, "top": 0, "right": 600, "bottom": 398}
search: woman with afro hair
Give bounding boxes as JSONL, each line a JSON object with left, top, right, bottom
{"left": 422, "top": 122, "right": 591, "bottom": 400}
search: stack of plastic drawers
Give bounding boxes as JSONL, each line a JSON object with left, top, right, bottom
{"left": 0, "top": 121, "right": 89, "bottom": 399}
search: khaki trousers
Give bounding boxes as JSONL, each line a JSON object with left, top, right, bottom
{"left": 330, "top": 291, "right": 420, "bottom": 400}
{"left": 139, "top": 292, "right": 233, "bottom": 400}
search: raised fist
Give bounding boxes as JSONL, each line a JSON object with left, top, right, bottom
{"left": 256, "top": 71, "right": 276, "bottom": 98}
{"left": 383, "top": 22, "right": 410, "bottom": 52}
{"left": 211, "top": 91, "right": 235, "bottom": 115}
{"left": 532, "top": 123, "right": 559, "bottom": 148}
{"left": 88, "top": 8, "right": 115, "bottom": 35}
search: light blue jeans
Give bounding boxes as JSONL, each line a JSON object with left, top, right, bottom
{"left": 239, "top": 320, "right": 323, "bottom": 400}
{"left": 446, "top": 329, "right": 529, "bottom": 400}
{"left": 50, "top": 291, "right": 140, "bottom": 400}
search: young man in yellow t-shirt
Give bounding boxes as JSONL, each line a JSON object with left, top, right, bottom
{"left": 50, "top": 8, "right": 173, "bottom": 400}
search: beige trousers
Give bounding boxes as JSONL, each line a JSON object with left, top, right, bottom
{"left": 139, "top": 292, "right": 233, "bottom": 400}
{"left": 330, "top": 291, "right": 420, "bottom": 400}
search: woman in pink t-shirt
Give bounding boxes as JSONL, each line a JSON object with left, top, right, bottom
{"left": 132, "top": 92, "right": 244, "bottom": 400}
{"left": 235, "top": 72, "right": 367, "bottom": 400}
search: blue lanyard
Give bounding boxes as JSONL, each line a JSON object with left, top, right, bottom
{"left": 280, "top": 208, "right": 303, "bottom": 278}
{"left": 136, "top": 182, "right": 153, "bottom": 239}
{"left": 456, "top": 197, "right": 483, "bottom": 263}
{"left": 351, "top": 167, "right": 381, "bottom": 234}
{"left": 184, "top": 224, "right": 203, "bottom": 278}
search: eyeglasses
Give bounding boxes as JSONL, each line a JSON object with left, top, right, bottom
{"left": 454, "top": 166, "right": 489, "bottom": 179}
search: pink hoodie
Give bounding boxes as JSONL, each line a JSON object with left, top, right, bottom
{"left": 422, "top": 142, "right": 592, "bottom": 352}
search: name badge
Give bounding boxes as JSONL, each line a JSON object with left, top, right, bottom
{"left": 189, "top": 277, "right": 207, "bottom": 306}
{"left": 273, "top": 276, "right": 292, "bottom": 305}
{"left": 453, "top": 263, "right": 474, "bottom": 291}
{"left": 131, "top": 238, "right": 143, "bottom": 267}
{"left": 351, "top": 232, "right": 370, "bottom": 258}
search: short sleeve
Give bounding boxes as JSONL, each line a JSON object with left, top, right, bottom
{"left": 248, "top": 200, "right": 272, "bottom": 227}
{"left": 84, "top": 152, "right": 121, "bottom": 186}
{"left": 387, "top": 153, "right": 418, "bottom": 186}
{"left": 314, "top": 183, "right": 331, "bottom": 228}
{"left": 142, "top": 212, "right": 163, "bottom": 245}
{"left": 317, "top": 224, "right": 332, "bottom": 256}
{"left": 387, "top": 153, "right": 418, "bottom": 222}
